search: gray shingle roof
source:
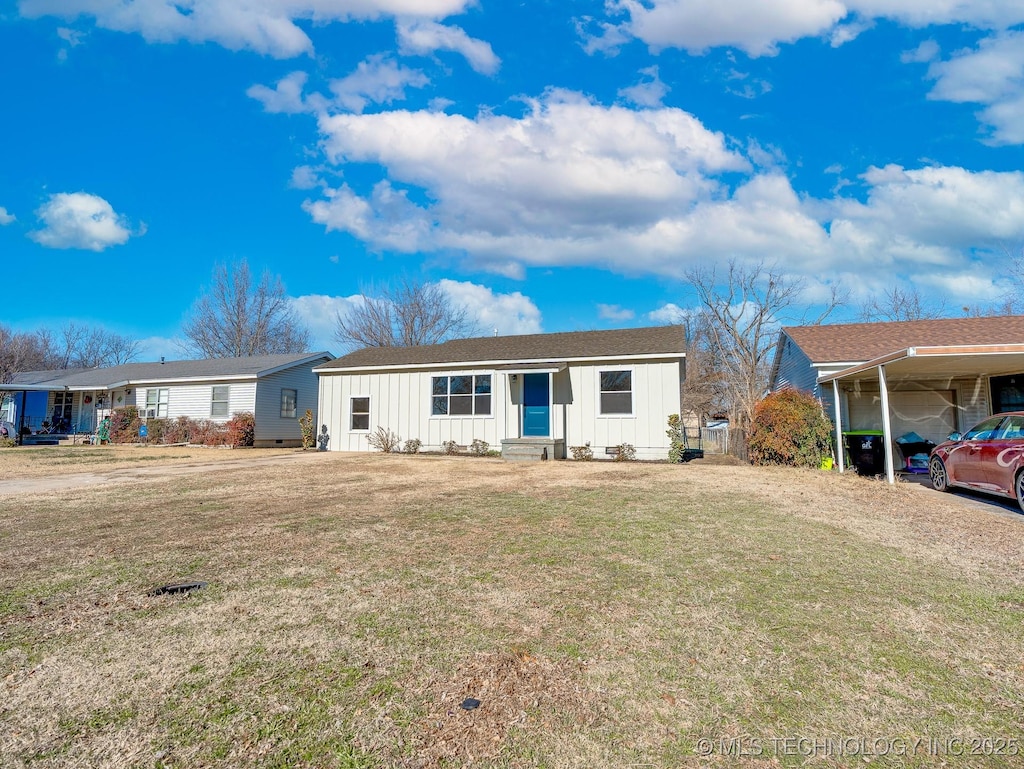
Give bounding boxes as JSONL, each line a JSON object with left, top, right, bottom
{"left": 318, "top": 326, "right": 686, "bottom": 370}
{"left": 4, "top": 352, "right": 332, "bottom": 389}
{"left": 783, "top": 316, "right": 1024, "bottom": 364}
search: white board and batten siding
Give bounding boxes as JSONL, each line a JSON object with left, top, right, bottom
{"left": 562, "top": 360, "right": 682, "bottom": 459}
{"left": 318, "top": 358, "right": 683, "bottom": 460}
{"left": 319, "top": 369, "right": 507, "bottom": 452}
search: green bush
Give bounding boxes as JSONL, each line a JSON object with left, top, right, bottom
{"left": 748, "top": 389, "right": 833, "bottom": 468}
{"left": 666, "top": 414, "right": 686, "bottom": 463}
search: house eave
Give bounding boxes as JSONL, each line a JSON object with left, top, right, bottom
{"left": 316, "top": 351, "right": 684, "bottom": 375}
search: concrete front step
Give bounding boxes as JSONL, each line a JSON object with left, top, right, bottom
{"left": 500, "top": 438, "right": 566, "bottom": 461}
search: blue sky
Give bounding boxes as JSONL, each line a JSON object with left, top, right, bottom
{"left": 2, "top": 0, "right": 1023, "bottom": 360}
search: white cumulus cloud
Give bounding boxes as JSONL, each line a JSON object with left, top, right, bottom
{"left": 306, "top": 90, "right": 750, "bottom": 273}
{"left": 927, "top": 31, "right": 1024, "bottom": 145}
{"left": 0, "top": 207, "right": 15, "bottom": 225}
{"left": 597, "top": 304, "right": 636, "bottom": 321}
{"left": 328, "top": 55, "right": 430, "bottom": 113}
{"left": 29, "top": 192, "right": 134, "bottom": 251}
{"left": 600, "top": 0, "right": 1024, "bottom": 57}
{"left": 437, "top": 280, "right": 543, "bottom": 336}
{"left": 289, "top": 293, "right": 364, "bottom": 352}
{"left": 247, "top": 71, "right": 308, "bottom": 114}
{"left": 21, "top": 0, "right": 476, "bottom": 58}
{"left": 397, "top": 20, "right": 500, "bottom": 75}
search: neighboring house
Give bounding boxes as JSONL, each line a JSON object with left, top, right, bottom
{"left": 769, "top": 316, "right": 1024, "bottom": 480}
{"left": 1, "top": 352, "right": 332, "bottom": 447}
{"left": 315, "top": 326, "right": 686, "bottom": 460}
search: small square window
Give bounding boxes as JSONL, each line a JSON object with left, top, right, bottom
{"left": 281, "top": 389, "right": 297, "bottom": 419}
{"left": 599, "top": 371, "right": 632, "bottom": 415}
{"left": 351, "top": 397, "right": 370, "bottom": 431}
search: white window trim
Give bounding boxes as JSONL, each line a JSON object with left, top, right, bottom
{"left": 350, "top": 394, "right": 371, "bottom": 432}
{"left": 145, "top": 387, "right": 170, "bottom": 419}
{"left": 211, "top": 385, "right": 230, "bottom": 418}
{"left": 597, "top": 367, "right": 636, "bottom": 418}
{"left": 428, "top": 371, "right": 496, "bottom": 420}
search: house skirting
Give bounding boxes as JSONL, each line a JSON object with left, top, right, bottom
{"left": 500, "top": 437, "right": 566, "bottom": 461}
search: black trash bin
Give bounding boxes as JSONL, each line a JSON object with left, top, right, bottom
{"left": 843, "top": 431, "right": 885, "bottom": 476}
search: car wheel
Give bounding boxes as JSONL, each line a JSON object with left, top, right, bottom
{"left": 929, "top": 456, "right": 951, "bottom": 493}
{"left": 1016, "top": 471, "right": 1024, "bottom": 515}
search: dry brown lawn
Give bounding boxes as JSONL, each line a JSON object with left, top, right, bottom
{"left": 1, "top": 447, "right": 1023, "bottom": 768}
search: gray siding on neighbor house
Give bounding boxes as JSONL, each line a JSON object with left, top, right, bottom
{"left": 253, "top": 364, "right": 321, "bottom": 444}
{"left": 771, "top": 333, "right": 821, "bottom": 397}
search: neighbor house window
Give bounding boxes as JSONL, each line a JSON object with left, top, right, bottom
{"left": 350, "top": 397, "right": 370, "bottom": 430}
{"left": 280, "top": 389, "right": 297, "bottom": 419}
{"left": 211, "top": 385, "right": 230, "bottom": 417}
{"left": 431, "top": 374, "right": 491, "bottom": 416}
{"left": 599, "top": 370, "right": 632, "bottom": 414}
{"left": 146, "top": 387, "right": 169, "bottom": 418}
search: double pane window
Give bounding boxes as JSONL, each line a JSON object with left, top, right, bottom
{"left": 146, "top": 388, "right": 169, "bottom": 418}
{"left": 211, "top": 385, "right": 230, "bottom": 417}
{"left": 432, "top": 374, "right": 491, "bottom": 416}
{"left": 351, "top": 397, "right": 370, "bottom": 430}
{"left": 599, "top": 371, "right": 632, "bottom": 415}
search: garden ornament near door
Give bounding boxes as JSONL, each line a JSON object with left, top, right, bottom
{"left": 97, "top": 416, "right": 111, "bottom": 445}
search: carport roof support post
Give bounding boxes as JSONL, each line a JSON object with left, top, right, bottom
{"left": 878, "top": 363, "right": 896, "bottom": 484}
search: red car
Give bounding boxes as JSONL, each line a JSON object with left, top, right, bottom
{"left": 929, "top": 411, "right": 1024, "bottom": 512}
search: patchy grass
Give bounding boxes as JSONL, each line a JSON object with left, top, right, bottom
{"left": 1, "top": 454, "right": 1023, "bottom": 767}
{"left": 0, "top": 445, "right": 298, "bottom": 480}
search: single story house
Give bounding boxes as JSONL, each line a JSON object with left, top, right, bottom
{"left": 769, "top": 315, "right": 1024, "bottom": 481}
{"left": 315, "top": 326, "right": 686, "bottom": 460}
{"left": 1, "top": 351, "right": 332, "bottom": 447}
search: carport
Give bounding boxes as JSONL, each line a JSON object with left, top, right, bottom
{"left": 819, "top": 343, "right": 1024, "bottom": 484}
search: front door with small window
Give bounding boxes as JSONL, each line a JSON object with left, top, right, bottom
{"left": 522, "top": 373, "right": 550, "bottom": 437}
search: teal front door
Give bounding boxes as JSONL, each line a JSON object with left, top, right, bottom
{"left": 522, "top": 373, "right": 550, "bottom": 437}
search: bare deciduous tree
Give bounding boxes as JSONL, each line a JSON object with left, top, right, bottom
{"left": 52, "top": 322, "right": 140, "bottom": 369}
{"left": 671, "top": 308, "right": 727, "bottom": 422}
{"left": 686, "top": 259, "right": 844, "bottom": 431}
{"left": 335, "top": 277, "right": 476, "bottom": 349}
{"left": 0, "top": 325, "right": 53, "bottom": 404}
{"left": 182, "top": 261, "right": 311, "bottom": 358}
{"left": 859, "top": 286, "right": 946, "bottom": 322}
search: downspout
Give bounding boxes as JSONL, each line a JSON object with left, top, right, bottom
{"left": 878, "top": 364, "right": 895, "bottom": 484}
{"left": 832, "top": 379, "right": 845, "bottom": 473}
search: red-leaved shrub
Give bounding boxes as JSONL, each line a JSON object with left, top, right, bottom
{"left": 226, "top": 412, "right": 255, "bottom": 447}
